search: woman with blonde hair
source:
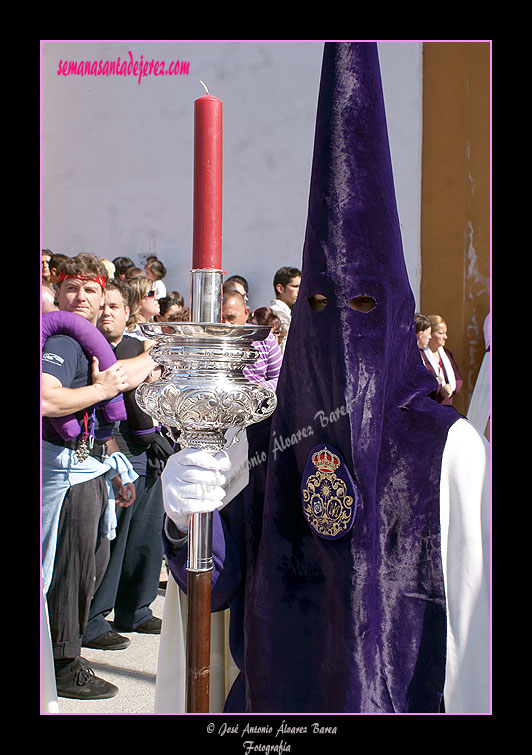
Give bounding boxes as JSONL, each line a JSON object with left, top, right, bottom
{"left": 420, "top": 314, "right": 463, "bottom": 406}
{"left": 126, "top": 276, "right": 160, "bottom": 341}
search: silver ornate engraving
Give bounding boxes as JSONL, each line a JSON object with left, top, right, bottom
{"left": 135, "top": 322, "right": 277, "bottom": 453}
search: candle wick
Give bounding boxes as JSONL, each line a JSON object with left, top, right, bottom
{"left": 199, "top": 80, "right": 210, "bottom": 96}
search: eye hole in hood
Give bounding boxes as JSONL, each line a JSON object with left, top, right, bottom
{"left": 308, "top": 294, "right": 329, "bottom": 312}
{"left": 349, "top": 296, "right": 376, "bottom": 312}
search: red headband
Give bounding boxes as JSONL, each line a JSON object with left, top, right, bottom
{"left": 57, "top": 271, "right": 106, "bottom": 290}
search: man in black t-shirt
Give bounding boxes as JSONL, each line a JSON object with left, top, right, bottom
{"left": 82, "top": 279, "right": 173, "bottom": 650}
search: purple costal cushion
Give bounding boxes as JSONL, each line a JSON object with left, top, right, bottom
{"left": 42, "top": 311, "right": 127, "bottom": 441}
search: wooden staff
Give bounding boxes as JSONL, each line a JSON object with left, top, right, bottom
{"left": 186, "top": 571, "right": 212, "bottom": 711}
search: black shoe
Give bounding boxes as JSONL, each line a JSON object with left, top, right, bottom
{"left": 114, "top": 617, "right": 162, "bottom": 635}
{"left": 136, "top": 617, "right": 162, "bottom": 634}
{"left": 55, "top": 658, "right": 118, "bottom": 700}
{"left": 83, "top": 630, "right": 131, "bottom": 650}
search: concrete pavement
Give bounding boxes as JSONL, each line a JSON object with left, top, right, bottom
{"left": 55, "top": 590, "right": 166, "bottom": 715}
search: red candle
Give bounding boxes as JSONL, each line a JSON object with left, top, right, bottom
{"left": 192, "top": 82, "right": 223, "bottom": 270}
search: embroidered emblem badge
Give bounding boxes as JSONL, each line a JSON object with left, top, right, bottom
{"left": 301, "top": 445, "right": 358, "bottom": 540}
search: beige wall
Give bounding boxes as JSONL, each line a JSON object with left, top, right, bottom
{"left": 420, "top": 42, "right": 490, "bottom": 416}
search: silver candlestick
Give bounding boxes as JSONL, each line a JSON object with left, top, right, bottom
{"left": 135, "top": 269, "right": 277, "bottom": 573}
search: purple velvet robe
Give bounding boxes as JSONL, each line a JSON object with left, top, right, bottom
{"left": 166, "top": 42, "right": 462, "bottom": 713}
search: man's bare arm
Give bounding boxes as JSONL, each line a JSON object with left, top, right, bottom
{"left": 116, "top": 350, "right": 157, "bottom": 390}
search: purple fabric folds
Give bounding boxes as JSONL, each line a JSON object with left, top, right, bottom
{"left": 242, "top": 42, "right": 462, "bottom": 713}
{"left": 42, "top": 310, "right": 127, "bottom": 440}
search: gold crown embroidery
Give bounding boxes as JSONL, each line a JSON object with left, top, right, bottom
{"left": 302, "top": 447, "right": 353, "bottom": 538}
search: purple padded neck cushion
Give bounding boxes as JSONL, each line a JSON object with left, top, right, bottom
{"left": 42, "top": 310, "right": 127, "bottom": 441}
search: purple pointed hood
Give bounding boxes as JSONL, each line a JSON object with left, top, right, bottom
{"left": 243, "top": 42, "right": 461, "bottom": 713}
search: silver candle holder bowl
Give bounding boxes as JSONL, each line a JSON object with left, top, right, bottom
{"left": 135, "top": 321, "right": 277, "bottom": 452}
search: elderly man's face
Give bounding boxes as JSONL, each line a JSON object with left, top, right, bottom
{"left": 222, "top": 296, "right": 249, "bottom": 325}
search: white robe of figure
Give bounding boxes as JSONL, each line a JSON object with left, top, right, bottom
{"left": 467, "top": 313, "right": 490, "bottom": 438}
{"left": 41, "top": 583, "right": 60, "bottom": 713}
{"left": 154, "top": 427, "right": 245, "bottom": 713}
{"left": 154, "top": 418, "right": 490, "bottom": 714}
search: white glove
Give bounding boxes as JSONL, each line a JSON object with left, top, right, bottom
{"left": 161, "top": 447, "right": 231, "bottom": 533}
